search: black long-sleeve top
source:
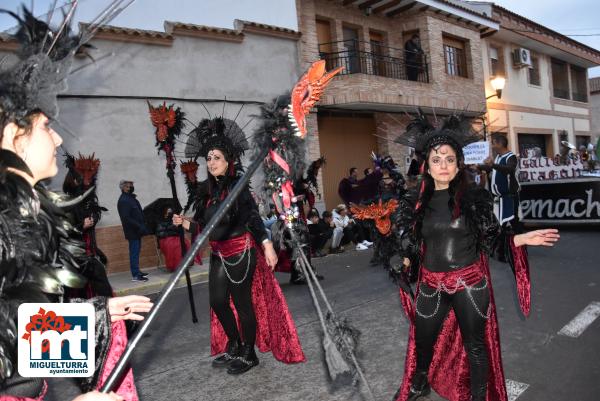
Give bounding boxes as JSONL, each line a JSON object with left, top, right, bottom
{"left": 190, "top": 178, "right": 268, "bottom": 244}
{"left": 421, "top": 189, "right": 479, "bottom": 271}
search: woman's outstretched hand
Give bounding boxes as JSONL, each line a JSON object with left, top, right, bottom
{"left": 108, "top": 295, "right": 153, "bottom": 322}
{"left": 514, "top": 229, "right": 560, "bottom": 247}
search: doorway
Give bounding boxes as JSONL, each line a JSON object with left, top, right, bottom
{"left": 317, "top": 114, "right": 378, "bottom": 210}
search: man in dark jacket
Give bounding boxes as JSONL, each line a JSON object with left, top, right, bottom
{"left": 117, "top": 179, "right": 149, "bottom": 281}
{"left": 405, "top": 33, "right": 424, "bottom": 81}
{"left": 307, "top": 210, "right": 333, "bottom": 257}
{"left": 338, "top": 167, "right": 359, "bottom": 206}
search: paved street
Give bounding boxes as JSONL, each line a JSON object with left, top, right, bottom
{"left": 47, "top": 229, "right": 600, "bottom": 401}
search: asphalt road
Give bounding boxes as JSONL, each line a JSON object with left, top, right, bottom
{"left": 47, "top": 229, "right": 600, "bottom": 401}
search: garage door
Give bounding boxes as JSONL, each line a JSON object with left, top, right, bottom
{"left": 318, "top": 114, "right": 379, "bottom": 211}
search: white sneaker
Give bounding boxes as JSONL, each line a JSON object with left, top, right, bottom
{"left": 362, "top": 240, "right": 373, "bottom": 247}
{"left": 356, "top": 243, "right": 369, "bottom": 251}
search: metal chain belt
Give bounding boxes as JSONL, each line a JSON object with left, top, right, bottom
{"left": 217, "top": 237, "right": 251, "bottom": 285}
{"left": 416, "top": 276, "right": 491, "bottom": 320}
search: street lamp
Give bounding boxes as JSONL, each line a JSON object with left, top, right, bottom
{"left": 487, "top": 76, "right": 506, "bottom": 100}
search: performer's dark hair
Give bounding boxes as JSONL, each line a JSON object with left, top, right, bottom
{"left": 349, "top": 167, "right": 357, "bottom": 175}
{"left": 205, "top": 146, "right": 237, "bottom": 200}
{"left": 0, "top": 111, "right": 39, "bottom": 145}
{"left": 491, "top": 133, "right": 508, "bottom": 148}
{"left": 363, "top": 168, "right": 371, "bottom": 176}
{"left": 322, "top": 210, "right": 332, "bottom": 219}
{"left": 417, "top": 141, "right": 469, "bottom": 221}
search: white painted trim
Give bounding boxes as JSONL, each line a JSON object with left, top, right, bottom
{"left": 417, "top": 0, "right": 500, "bottom": 30}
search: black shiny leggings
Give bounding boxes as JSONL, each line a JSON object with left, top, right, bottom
{"left": 209, "top": 249, "right": 257, "bottom": 347}
{"left": 415, "top": 278, "right": 490, "bottom": 401}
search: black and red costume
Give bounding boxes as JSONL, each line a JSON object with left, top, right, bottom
{"left": 0, "top": 4, "right": 140, "bottom": 399}
{"left": 183, "top": 117, "right": 304, "bottom": 374}
{"left": 391, "top": 111, "right": 531, "bottom": 401}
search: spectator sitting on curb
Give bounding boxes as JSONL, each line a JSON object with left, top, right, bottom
{"left": 307, "top": 209, "right": 333, "bottom": 257}
{"left": 331, "top": 204, "right": 372, "bottom": 253}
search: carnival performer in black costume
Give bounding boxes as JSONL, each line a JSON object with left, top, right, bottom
{"left": 173, "top": 117, "right": 304, "bottom": 375}
{"left": 361, "top": 155, "right": 406, "bottom": 270}
{"left": 0, "top": 4, "right": 152, "bottom": 401}
{"left": 391, "top": 111, "right": 559, "bottom": 401}
{"left": 63, "top": 152, "right": 113, "bottom": 297}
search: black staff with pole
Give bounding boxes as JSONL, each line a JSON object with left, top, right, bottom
{"left": 147, "top": 101, "right": 198, "bottom": 323}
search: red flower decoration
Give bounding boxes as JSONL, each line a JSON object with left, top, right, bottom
{"left": 22, "top": 308, "right": 72, "bottom": 353}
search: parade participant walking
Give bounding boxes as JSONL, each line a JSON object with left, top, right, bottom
{"left": 392, "top": 111, "right": 559, "bottom": 401}
{"left": 173, "top": 117, "right": 304, "bottom": 374}
{"left": 0, "top": 5, "right": 152, "bottom": 400}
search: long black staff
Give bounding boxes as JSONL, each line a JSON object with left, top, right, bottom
{"left": 100, "top": 149, "right": 268, "bottom": 393}
{"left": 147, "top": 101, "right": 198, "bottom": 323}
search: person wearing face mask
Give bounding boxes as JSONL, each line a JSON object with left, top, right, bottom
{"left": 390, "top": 111, "right": 560, "bottom": 401}
{"left": 117, "top": 180, "right": 150, "bottom": 282}
{"left": 172, "top": 117, "right": 304, "bottom": 375}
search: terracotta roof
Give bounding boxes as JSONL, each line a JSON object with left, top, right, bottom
{"left": 0, "top": 33, "right": 17, "bottom": 50}
{"left": 164, "top": 20, "right": 301, "bottom": 41}
{"left": 81, "top": 23, "right": 174, "bottom": 46}
{"left": 492, "top": 4, "right": 600, "bottom": 62}
{"left": 164, "top": 21, "right": 243, "bottom": 41}
{"left": 590, "top": 77, "right": 600, "bottom": 94}
{"left": 91, "top": 24, "right": 172, "bottom": 39}
{"left": 0, "top": 19, "right": 300, "bottom": 49}
{"left": 234, "top": 20, "right": 302, "bottom": 39}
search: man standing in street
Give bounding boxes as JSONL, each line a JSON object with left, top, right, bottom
{"left": 480, "top": 134, "right": 521, "bottom": 261}
{"left": 117, "top": 179, "right": 150, "bottom": 282}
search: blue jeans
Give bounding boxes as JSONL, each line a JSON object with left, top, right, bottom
{"left": 128, "top": 239, "right": 141, "bottom": 277}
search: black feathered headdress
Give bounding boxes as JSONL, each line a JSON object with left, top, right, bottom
{"left": 395, "top": 108, "right": 482, "bottom": 157}
{"left": 0, "top": 2, "right": 132, "bottom": 125}
{"left": 187, "top": 117, "right": 249, "bottom": 162}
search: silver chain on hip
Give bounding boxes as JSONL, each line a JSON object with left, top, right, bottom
{"left": 217, "top": 237, "right": 251, "bottom": 285}
{"left": 415, "top": 276, "right": 491, "bottom": 320}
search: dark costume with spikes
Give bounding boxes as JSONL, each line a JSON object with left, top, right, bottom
{"left": 63, "top": 152, "right": 113, "bottom": 297}
{"left": 182, "top": 116, "right": 304, "bottom": 373}
{"left": 390, "top": 110, "right": 530, "bottom": 401}
{"left": 0, "top": 4, "right": 139, "bottom": 400}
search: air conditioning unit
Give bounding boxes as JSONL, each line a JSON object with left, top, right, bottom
{"left": 513, "top": 48, "right": 532, "bottom": 68}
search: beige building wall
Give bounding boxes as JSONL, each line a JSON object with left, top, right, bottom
{"left": 483, "top": 36, "right": 594, "bottom": 156}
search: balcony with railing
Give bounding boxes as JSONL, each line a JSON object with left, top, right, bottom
{"left": 318, "top": 39, "right": 429, "bottom": 83}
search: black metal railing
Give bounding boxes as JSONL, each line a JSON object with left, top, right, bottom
{"left": 318, "top": 39, "right": 429, "bottom": 83}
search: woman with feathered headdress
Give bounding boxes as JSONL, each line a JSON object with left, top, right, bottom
{"left": 0, "top": 4, "right": 152, "bottom": 401}
{"left": 390, "top": 110, "right": 559, "bottom": 401}
{"left": 172, "top": 116, "right": 305, "bottom": 374}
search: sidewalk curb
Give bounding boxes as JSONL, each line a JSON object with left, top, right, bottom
{"left": 112, "top": 268, "right": 208, "bottom": 296}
